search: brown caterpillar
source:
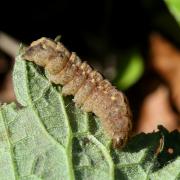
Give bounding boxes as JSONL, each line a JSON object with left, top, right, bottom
{"left": 22, "top": 37, "right": 132, "bottom": 148}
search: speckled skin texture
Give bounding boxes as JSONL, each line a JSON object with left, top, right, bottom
{"left": 22, "top": 37, "right": 132, "bottom": 148}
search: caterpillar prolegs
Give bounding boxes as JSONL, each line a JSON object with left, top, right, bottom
{"left": 22, "top": 37, "right": 132, "bottom": 148}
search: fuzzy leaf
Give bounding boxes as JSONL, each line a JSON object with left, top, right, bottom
{"left": 0, "top": 54, "right": 179, "bottom": 179}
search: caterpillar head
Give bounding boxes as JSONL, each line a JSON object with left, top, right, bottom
{"left": 21, "top": 38, "right": 57, "bottom": 66}
{"left": 112, "top": 106, "right": 132, "bottom": 149}
{"left": 113, "top": 132, "right": 129, "bottom": 149}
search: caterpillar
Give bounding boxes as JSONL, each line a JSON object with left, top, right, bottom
{"left": 21, "top": 37, "right": 132, "bottom": 148}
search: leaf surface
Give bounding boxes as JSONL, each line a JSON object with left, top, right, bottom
{"left": 0, "top": 54, "right": 179, "bottom": 180}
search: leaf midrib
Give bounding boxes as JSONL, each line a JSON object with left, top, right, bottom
{"left": 24, "top": 62, "right": 75, "bottom": 180}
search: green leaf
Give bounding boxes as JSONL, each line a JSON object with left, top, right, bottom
{"left": 165, "top": 0, "right": 180, "bottom": 26}
{"left": 114, "top": 51, "right": 144, "bottom": 90}
{"left": 0, "top": 54, "right": 179, "bottom": 179}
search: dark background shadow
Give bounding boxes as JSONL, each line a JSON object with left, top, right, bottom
{"left": 2, "top": 0, "right": 180, "bottom": 55}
